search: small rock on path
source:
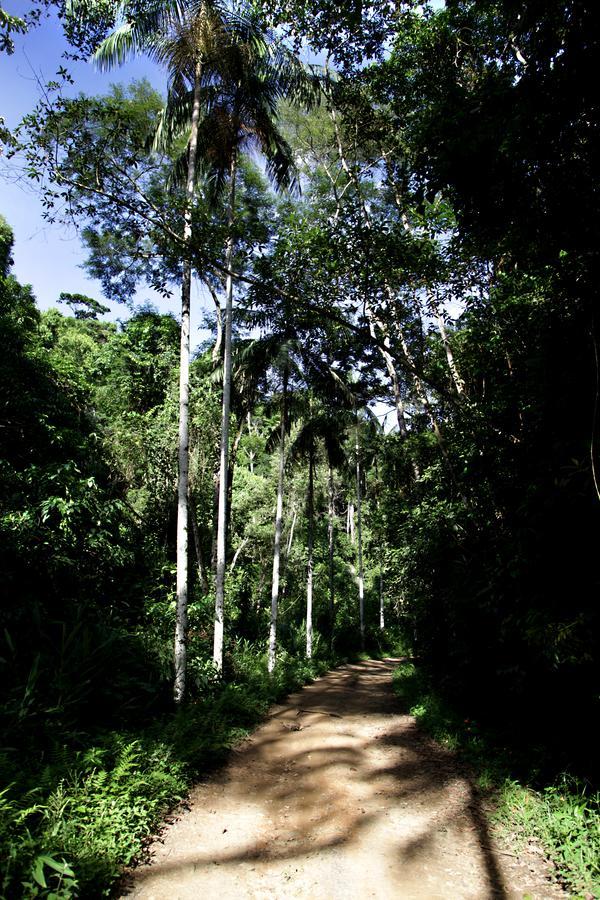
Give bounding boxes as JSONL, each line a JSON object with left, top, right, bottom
{"left": 121, "top": 659, "right": 565, "bottom": 900}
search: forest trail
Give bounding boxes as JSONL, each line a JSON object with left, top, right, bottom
{"left": 122, "top": 660, "right": 563, "bottom": 900}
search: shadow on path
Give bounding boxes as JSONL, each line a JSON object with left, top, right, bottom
{"left": 123, "top": 659, "right": 554, "bottom": 899}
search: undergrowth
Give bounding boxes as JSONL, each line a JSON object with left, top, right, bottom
{"left": 393, "top": 661, "right": 600, "bottom": 898}
{"left": 0, "top": 644, "right": 332, "bottom": 899}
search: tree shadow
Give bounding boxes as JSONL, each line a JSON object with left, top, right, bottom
{"left": 122, "top": 659, "right": 509, "bottom": 898}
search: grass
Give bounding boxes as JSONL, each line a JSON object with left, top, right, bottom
{"left": 0, "top": 645, "right": 333, "bottom": 899}
{"left": 392, "top": 660, "right": 600, "bottom": 898}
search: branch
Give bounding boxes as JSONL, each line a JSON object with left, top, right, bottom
{"left": 204, "top": 256, "right": 462, "bottom": 405}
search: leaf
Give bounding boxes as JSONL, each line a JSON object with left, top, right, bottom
{"left": 32, "top": 857, "right": 47, "bottom": 888}
{"left": 39, "top": 855, "right": 75, "bottom": 877}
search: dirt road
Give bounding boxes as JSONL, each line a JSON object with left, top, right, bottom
{"left": 123, "top": 659, "right": 564, "bottom": 899}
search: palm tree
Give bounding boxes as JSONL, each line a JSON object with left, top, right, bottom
{"left": 190, "top": 37, "right": 318, "bottom": 673}
{"left": 69, "top": 0, "right": 243, "bottom": 702}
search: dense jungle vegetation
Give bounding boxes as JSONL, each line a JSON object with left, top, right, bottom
{"left": 1, "top": 0, "right": 599, "bottom": 895}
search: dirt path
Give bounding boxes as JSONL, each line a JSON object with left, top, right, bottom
{"left": 122, "top": 659, "right": 564, "bottom": 899}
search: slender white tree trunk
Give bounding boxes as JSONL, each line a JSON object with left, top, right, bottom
{"left": 268, "top": 367, "right": 288, "bottom": 673}
{"left": 328, "top": 462, "right": 335, "bottom": 647}
{"left": 247, "top": 412, "right": 255, "bottom": 474}
{"left": 355, "top": 421, "right": 365, "bottom": 650}
{"left": 436, "top": 306, "right": 465, "bottom": 396}
{"left": 191, "top": 513, "right": 209, "bottom": 596}
{"left": 286, "top": 505, "right": 297, "bottom": 556}
{"left": 213, "top": 151, "right": 237, "bottom": 672}
{"left": 207, "top": 283, "right": 223, "bottom": 363}
{"left": 306, "top": 438, "right": 314, "bottom": 659}
{"left": 280, "top": 501, "right": 296, "bottom": 606}
{"left": 379, "top": 569, "right": 385, "bottom": 631}
{"left": 174, "top": 62, "right": 202, "bottom": 705}
{"left": 229, "top": 537, "right": 248, "bottom": 574}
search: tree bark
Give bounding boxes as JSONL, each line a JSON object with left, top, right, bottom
{"left": 280, "top": 502, "right": 296, "bottom": 606}
{"left": 223, "top": 416, "right": 245, "bottom": 561}
{"left": 268, "top": 366, "right": 288, "bottom": 673}
{"left": 213, "top": 150, "right": 237, "bottom": 672}
{"left": 355, "top": 419, "right": 365, "bottom": 650}
{"left": 191, "top": 511, "right": 209, "bottom": 596}
{"left": 306, "top": 435, "right": 315, "bottom": 659}
{"left": 174, "top": 61, "right": 202, "bottom": 705}
{"left": 287, "top": 504, "right": 297, "bottom": 556}
{"left": 229, "top": 537, "right": 248, "bottom": 574}
{"left": 247, "top": 412, "right": 255, "bottom": 474}
{"left": 435, "top": 304, "right": 465, "bottom": 396}
{"left": 328, "top": 461, "right": 336, "bottom": 648}
{"left": 206, "top": 282, "right": 223, "bottom": 363}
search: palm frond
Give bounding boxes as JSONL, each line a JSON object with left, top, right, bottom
{"left": 152, "top": 91, "right": 194, "bottom": 153}
{"left": 88, "top": 0, "right": 184, "bottom": 69}
{"left": 93, "top": 20, "right": 138, "bottom": 69}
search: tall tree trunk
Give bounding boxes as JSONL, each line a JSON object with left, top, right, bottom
{"left": 268, "top": 366, "right": 288, "bottom": 673}
{"left": 306, "top": 436, "right": 315, "bottom": 659}
{"left": 247, "top": 412, "right": 255, "bottom": 474}
{"left": 379, "top": 569, "right": 385, "bottom": 631}
{"left": 174, "top": 61, "right": 202, "bottom": 705}
{"left": 355, "top": 420, "right": 365, "bottom": 650}
{"left": 224, "top": 416, "right": 245, "bottom": 561}
{"left": 433, "top": 300, "right": 465, "bottom": 396}
{"left": 210, "top": 465, "right": 219, "bottom": 576}
{"left": 229, "top": 537, "right": 248, "bottom": 574}
{"left": 281, "top": 502, "right": 296, "bottom": 605}
{"left": 213, "top": 150, "right": 237, "bottom": 672}
{"left": 206, "top": 282, "right": 223, "bottom": 363}
{"left": 287, "top": 504, "right": 297, "bottom": 556}
{"left": 191, "top": 511, "right": 209, "bottom": 596}
{"left": 328, "top": 462, "right": 336, "bottom": 649}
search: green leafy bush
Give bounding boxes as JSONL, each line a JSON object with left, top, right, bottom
{"left": 0, "top": 644, "right": 334, "bottom": 898}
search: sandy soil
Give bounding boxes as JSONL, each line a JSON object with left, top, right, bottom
{"left": 121, "top": 659, "right": 565, "bottom": 900}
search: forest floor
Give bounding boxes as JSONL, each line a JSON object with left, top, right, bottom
{"left": 120, "top": 659, "right": 565, "bottom": 899}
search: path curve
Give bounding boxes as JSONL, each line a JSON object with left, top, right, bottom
{"left": 122, "top": 659, "right": 564, "bottom": 899}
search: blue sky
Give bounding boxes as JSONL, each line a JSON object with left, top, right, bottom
{"left": 0, "top": 1, "right": 212, "bottom": 340}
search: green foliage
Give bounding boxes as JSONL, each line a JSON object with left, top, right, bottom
{"left": 503, "top": 777, "right": 600, "bottom": 897}
{"left": 1, "top": 733, "right": 187, "bottom": 897}
{"left": 0, "top": 7, "right": 27, "bottom": 55}
{"left": 58, "top": 293, "right": 110, "bottom": 320}
{"left": 0, "top": 644, "right": 333, "bottom": 897}
{"left": 3, "top": 0, "right": 600, "bottom": 894}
